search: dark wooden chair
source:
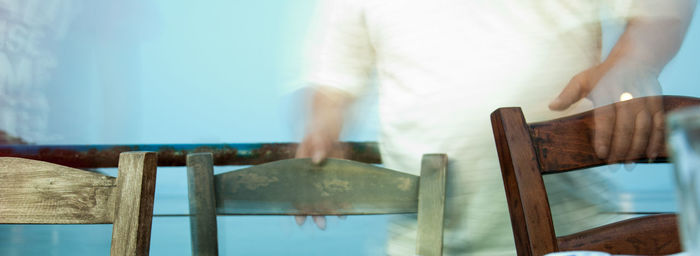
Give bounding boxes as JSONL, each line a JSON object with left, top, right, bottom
{"left": 186, "top": 152, "right": 447, "bottom": 256}
{"left": 0, "top": 152, "right": 158, "bottom": 255}
{"left": 490, "top": 95, "right": 700, "bottom": 256}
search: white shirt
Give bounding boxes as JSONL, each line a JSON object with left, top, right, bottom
{"left": 306, "top": 0, "right": 635, "bottom": 254}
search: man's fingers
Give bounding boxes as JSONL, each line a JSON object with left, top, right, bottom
{"left": 624, "top": 109, "right": 652, "bottom": 161}
{"left": 550, "top": 74, "right": 588, "bottom": 111}
{"left": 646, "top": 111, "right": 665, "bottom": 159}
{"left": 295, "top": 135, "right": 316, "bottom": 159}
{"left": 312, "top": 150, "right": 327, "bottom": 165}
{"left": 296, "top": 135, "right": 331, "bottom": 164}
{"left": 607, "top": 105, "right": 636, "bottom": 163}
{"left": 592, "top": 106, "right": 615, "bottom": 159}
{"left": 295, "top": 215, "right": 307, "bottom": 226}
{"left": 310, "top": 136, "right": 329, "bottom": 164}
{"left": 312, "top": 215, "right": 327, "bottom": 230}
{"left": 645, "top": 97, "right": 665, "bottom": 160}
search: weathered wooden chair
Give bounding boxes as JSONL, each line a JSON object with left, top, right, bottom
{"left": 186, "top": 152, "right": 447, "bottom": 256}
{"left": 0, "top": 152, "right": 158, "bottom": 255}
{"left": 491, "top": 95, "right": 700, "bottom": 256}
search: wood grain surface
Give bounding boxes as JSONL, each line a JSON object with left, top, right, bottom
{"left": 491, "top": 95, "right": 699, "bottom": 256}
{"left": 110, "top": 152, "right": 158, "bottom": 256}
{"left": 214, "top": 158, "right": 420, "bottom": 215}
{"left": 530, "top": 96, "right": 700, "bottom": 174}
{"left": 558, "top": 214, "right": 680, "bottom": 255}
{"left": 187, "top": 153, "right": 219, "bottom": 256}
{"left": 187, "top": 154, "right": 448, "bottom": 255}
{"left": 0, "top": 157, "right": 117, "bottom": 224}
{"left": 416, "top": 154, "right": 448, "bottom": 256}
{"left": 1, "top": 151, "right": 158, "bottom": 256}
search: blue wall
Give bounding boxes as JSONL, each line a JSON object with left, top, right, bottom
{"left": 1, "top": 1, "right": 699, "bottom": 255}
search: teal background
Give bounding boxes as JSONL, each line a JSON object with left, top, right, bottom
{"left": 1, "top": 1, "right": 699, "bottom": 255}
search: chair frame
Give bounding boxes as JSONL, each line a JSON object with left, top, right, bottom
{"left": 491, "top": 95, "right": 700, "bottom": 256}
{"left": 186, "top": 152, "right": 447, "bottom": 256}
{"left": 0, "top": 152, "right": 158, "bottom": 255}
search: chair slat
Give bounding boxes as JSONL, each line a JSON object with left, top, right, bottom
{"left": 0, "top": 157, "right": 116, "bottom": 224}
{"left": 531, "top": 96, "right": 700, "bottom": 174}
{"left": 213, "top": 158, "right": 419, "bottom": 215}
{"left": 557, "top": 214, "right": 680, "bottom": 255}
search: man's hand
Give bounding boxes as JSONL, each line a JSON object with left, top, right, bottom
{"left": 294, "top": 215, "right": 328, "bottom": 230}
{"left": 295, "top": 130, "right": 338, "bottom": 230}
{"left": 294, "top": 86, "right": 353, "bottom": 230}
{"left": 549, "top": 0, "right": 696, "bottom": 163}
{"left": 549, "top": 60, "right": 664, "bottom": 163}
{"left": 296, "top": 129, "right": 342, "bottom": 165}
{"left": 296, "top": 86, "right": 350, "bottom": 163}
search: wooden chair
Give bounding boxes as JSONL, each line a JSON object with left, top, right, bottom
{"left": 186, "top": 152, "right": 447, "bottom": 256}
{"left": 0, "top": 152, "right": 158, "bottom": 255}
{"left": 490, "top": 95, "right": 700, "bottom": 255}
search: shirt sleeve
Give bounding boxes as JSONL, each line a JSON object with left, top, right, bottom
{"left": 304, "top": 0, "right": 375, "bottom": 98}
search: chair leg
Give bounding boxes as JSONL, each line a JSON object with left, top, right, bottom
{"left": 187, "top": 153, "right": 219, "bottom": 256}
{"left": 111, "top": 152, "right": 158, "bottom": 256}
{"left": 416, "top": 154, "right": 448, "bottom": 256}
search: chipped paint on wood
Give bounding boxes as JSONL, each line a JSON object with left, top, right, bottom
{"left": 314, "top": 179, "right": 351, "bottom": 197}
{"left": 231, "top": 173, "right": 279, "bottom": 192}
{"left": 214, "top": 158, "right": 421, "bottom": 215}
{"left": 397, "top": 177, "right": 412, "bottom": 191}
{"left": 0, "top": 157, "right": 117, "bottom": 224}
{"left": 0, "top": 142, "right": 381, "bottom": 168}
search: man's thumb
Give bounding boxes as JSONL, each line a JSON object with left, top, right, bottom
{"left": 312, "top": 150, "right": 326, "bottom": 165}
{"left": 550, "top": 75, "right": 588, "bottom": 111}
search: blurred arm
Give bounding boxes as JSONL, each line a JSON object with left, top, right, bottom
{"left": 603, "top": 0, "right": 696, "bottom": 73}
{"left": 296, "top": 86, "right": 354, "bottom": 163}
{"left": 297, "top": 0, "right": 374, "bottom": 164}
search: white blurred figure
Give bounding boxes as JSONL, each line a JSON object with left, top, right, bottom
{"left": 0, "top": 0, "right": 158, "bottom": 144}
{"left": 0, "top": 0, "right": 77, "bottom": 143}
{"left": 296, "top": 0, "right": 696, "bottom": 255}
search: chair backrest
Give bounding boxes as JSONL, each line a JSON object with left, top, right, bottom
{"left": 186, "top": 153, "right": 447, "bottom": 256}
{"left": 0, "top": 152, "right": 158, "bottom": 256}
{"left": 490, "top": 95, "right": 700, "bottom": 256}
